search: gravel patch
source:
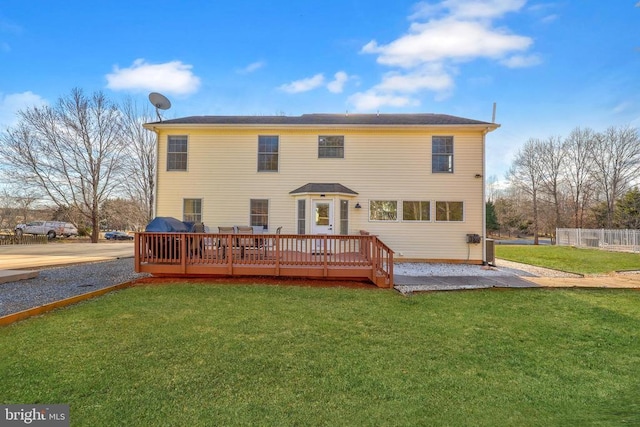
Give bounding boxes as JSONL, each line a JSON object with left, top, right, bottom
{"left": 0, "top": 258, "right": 150, "bottom": 317}
{"left": 392, "top": 259, "right": 580, "bottom": 294}
{"left": 394, "top": 262, "right": 521, "bottom": 277}
{"left": 393, "top": 260, "right": 581, "bottom": 278}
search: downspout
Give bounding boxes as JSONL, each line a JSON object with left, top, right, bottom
{"left": 482, "top": 127, "right": 488, "bottom": 264}
{"left": 152, "top": 126, "right": 160, "bottom": 219}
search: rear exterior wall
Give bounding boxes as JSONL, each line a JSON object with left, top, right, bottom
{"left": 153, "top": 126, "right": 486, "bottom": 262}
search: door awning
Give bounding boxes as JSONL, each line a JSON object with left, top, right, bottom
{"left": 289, "top": 183, "right": 358, "bottom": 196}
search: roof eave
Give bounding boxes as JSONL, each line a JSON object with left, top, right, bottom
{"left": 144, "top": 123, "right": 501, "bottom": 131}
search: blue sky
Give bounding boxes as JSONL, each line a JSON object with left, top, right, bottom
{"left": 1, "top": 0, "right": 639, "bottom": 180}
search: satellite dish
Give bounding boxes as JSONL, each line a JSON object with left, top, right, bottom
{"left": 148, "top": 92, "right": 171, "bottom": 122}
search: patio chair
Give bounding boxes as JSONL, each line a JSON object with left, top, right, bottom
{"left": 259, "top": 226, "right": 282, "bottom": 261}
{"left": 188, "top": 222, "right": 206, "bottom": 257}
{"left": 218, "top": 226, "right": 235, "bottom": 257}
{"left": 235, "top": 226, "right": 256, "bottom": 259}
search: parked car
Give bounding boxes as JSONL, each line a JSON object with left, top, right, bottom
{"left": 104, "top": 231, "right": 134, "bottom": 240}
{"left": 15, "top": 221, "right": 79, "bottom": 239}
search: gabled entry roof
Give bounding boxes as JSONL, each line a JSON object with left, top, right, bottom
{"left": 289, "top": 183, "right": 358, "bottom": 195}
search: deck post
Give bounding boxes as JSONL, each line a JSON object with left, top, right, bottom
{"left": 275, "top": 235, "right": 280, "bottom": 275}
{"left": 323, "top": 234, "right": 328, "bottom": 277}
{"left": 134, "top": 233, "right": 141, "bottom": 272}
{"left": 227, "top": 234, "right": 233, "bottom": 274}
{"left": 181, "top": 236, "right": 187, "bottom": 274}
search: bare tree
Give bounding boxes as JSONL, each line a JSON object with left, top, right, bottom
{"left": 589, "top": 125, "right": 640, "bottom": 227}
{"left": 0, "top": 89, "right": 127, "bottom": 242}
{"left": 564, "top": 127, "right": 596, "bottom": 227}
{"left": 120, "top": 97, "right": 157, "bottom": 224}
{"left": 508, "top": 139, "right": 544, "bottom": 244}
{"left": 538, "top": 136, "right": 566, "bottom": 232}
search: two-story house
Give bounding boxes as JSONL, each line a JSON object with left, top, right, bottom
{"left": 143, "top": 113, "right": 499, "bottom": 264}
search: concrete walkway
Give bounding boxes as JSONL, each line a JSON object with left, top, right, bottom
{"left": 0, "top": 241, "right": 134, "bottom": 284}
{"left": 526, "top": 274, "right": 640, "bottom": 289}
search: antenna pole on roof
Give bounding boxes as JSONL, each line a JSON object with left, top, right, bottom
{"left": 492, "top": 102, "right": 497, "bottom": 123}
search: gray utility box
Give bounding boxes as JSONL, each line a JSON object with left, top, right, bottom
{"left": 485, "top": 239, "right": 495, "bottom": 266}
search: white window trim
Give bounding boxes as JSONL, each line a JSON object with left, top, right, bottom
{"left": 401, "top": 200, "right": 432, "bottom": 222}
{"left": 434, "top": 201, "right": 465, "bottom": 222}
{"left": 367, "top": 200, "right": 399, "bottom": 222}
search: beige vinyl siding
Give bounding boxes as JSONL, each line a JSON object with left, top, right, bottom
{"left": 155, "top": 126, "right": 486, "bottom": 261}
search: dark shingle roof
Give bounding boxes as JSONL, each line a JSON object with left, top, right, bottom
{"left": 150, "top": 113, "right": 494, "bottom": 127}
{"left": 289, "top": 183, "right": 358, "bottom": 195}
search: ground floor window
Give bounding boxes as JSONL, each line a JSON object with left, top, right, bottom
{"left": 297, "top": 200, "right": 306, "bottom": 234}
{"left": 369, "top": 200, "right": 398, "bottom": 221}
{"left": 250, "top": 199, "right": 269, "bottom": 228}
{"left": 340, "top": 200, "right": 349, "bottom": 235}
{"left": 183, "top": 198, "right": 202, "bottom": 222}
{"left": 403, "top": 201, "right": 430, "bottom": 221}
{"left": 435, "top": 201, "right": 464, "bottom": 221}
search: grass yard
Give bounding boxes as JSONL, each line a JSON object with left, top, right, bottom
{"left": 1, "top": 284, "right": 639, "bottom": 426}
{"left": 496, "top": 244, "right": 640, "bottom": 275}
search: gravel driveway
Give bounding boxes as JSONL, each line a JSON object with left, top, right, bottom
{"left": 0, "top": 258, "right": 149, "bottom": 317}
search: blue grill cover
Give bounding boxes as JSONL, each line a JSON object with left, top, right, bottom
{"left": 144, "top": 217, "right": 193, "bottom": 232}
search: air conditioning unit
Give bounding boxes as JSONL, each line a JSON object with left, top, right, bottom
{"left": 466, "top": 233, "right": 481, "bottom": 244}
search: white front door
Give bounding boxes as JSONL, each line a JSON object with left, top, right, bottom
{"left": 312, "top": 200, "right": 334, "bottom": 234}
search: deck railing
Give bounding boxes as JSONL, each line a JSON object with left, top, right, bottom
{"left": 135, "top": 232, "right": 394, "bottom": 288}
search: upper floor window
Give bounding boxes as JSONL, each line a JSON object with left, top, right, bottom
{"left": 167, "top": 136, "right": 188, "bottom": 171}
{"left": 318, "top": 135, "right": 344, "bottom": 158}
{"left": 432, "top": 136, "right": 453, "bottom": 173}
{"left": 435, "top": 201, "right": 464, "bottom": 222}
{"left": 403, "top": 201, "right": 430, "bottom": 221}
{"left": 369, "top": 200, "right": 398, "bottom": 221}
{"left": 258, "top": 135, "right": 279, "bottom": 172}
{"left": 183, "top": 198, "right": 202, "bottom": 223}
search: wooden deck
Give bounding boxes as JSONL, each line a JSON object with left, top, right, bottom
{"left": 134, "top": 233, "right": 394, "bottom": 288}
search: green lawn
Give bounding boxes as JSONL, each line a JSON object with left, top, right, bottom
{"left": 496, "top": 244, "right": 640, "bottom": 275}
{"left": 1, "top": 284, "right": 639, "bottom": 426}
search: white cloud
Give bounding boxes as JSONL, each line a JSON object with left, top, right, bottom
{"left": 0, "top": 91, "right": 48, "bottom": 127}
{"left": 279, "top": 74, "right": 325, "bottom": 93}
{"left": 363, "top": 19, "right": 532, "bottom": 68}
{"left": 500, "top": 54, "right": 542, "bottom": 68}
{"left": 106, "top": 59, "right": 201, "bottom": 95}
{"left": 348, "top": 91, "right": 420, "bottom": 111}
{"left": 355, "top": 0, "right": 538, "bottom": 111}
{"left": 612, "top": 102, "right": 633, "bottom": 114}
{"left": 238, "top": 61, "right": 265, "bottom": 74}
{"left": 376, "top": 65, "right": 455, "bottom": 93}
{"left": 411, "top": 0, "right": 526, "bottom": 20}
{"left": 327, "top": 71, "right": 350, "bottom": 93}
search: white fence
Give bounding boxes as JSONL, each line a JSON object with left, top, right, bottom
{"left": 556, "top": 228, "right": 640, "bottom": 253}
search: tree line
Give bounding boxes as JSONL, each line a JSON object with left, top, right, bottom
{"left": 0, "top": 88, "right": 157, "bottom": 242}
{"left": 488, "top": 125, "right": 640, "bottom": 243}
